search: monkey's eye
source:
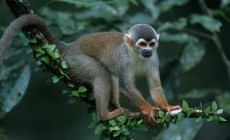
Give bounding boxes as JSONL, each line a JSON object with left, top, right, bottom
{"left": 139, "top": 42, "right": 147, "bottom": 46}
{"left": 149, "top": 42, "right": 156, "bottom": 47}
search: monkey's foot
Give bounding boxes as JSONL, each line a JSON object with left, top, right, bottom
{"left": 98, "top": 108, "right": 130, "bottom": 121}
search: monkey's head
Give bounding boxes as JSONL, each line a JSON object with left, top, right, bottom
{"left": 125, "top": 24, "right": 160, "bottom": 58}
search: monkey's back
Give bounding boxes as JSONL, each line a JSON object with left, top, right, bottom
{"left": 66, "top": 32, "right": 125, "bottom": 75}
{"left": 73, "top": 32, "right": 124, "bottom": 56}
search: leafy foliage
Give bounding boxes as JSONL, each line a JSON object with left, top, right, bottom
{"left": 88, "top": 100, "right": 226, "bottom": 139}
{"left": 1, "top": 0, "right": 230, "bottom": 139}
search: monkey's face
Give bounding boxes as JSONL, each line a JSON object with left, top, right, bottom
{"left": 135, "top": 38, "right": 158, "bottom": 58}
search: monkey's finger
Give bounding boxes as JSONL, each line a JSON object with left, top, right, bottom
{"left": 145, "top": 114, "right": 152, "bottom": 126}
{"left": 152, "top": 107, "right": 160, "bottom": 111}
{"left": 169, "top": 105, "right": 181, "bottom": 111}
{"left": 166, "top": 108, "right": 170, "bottom": 113}
{"left": 150, "top": 111, "right": 157, "bottom": 127}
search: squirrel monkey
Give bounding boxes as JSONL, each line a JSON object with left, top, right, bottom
{"left": 0, "top": 14, "right": 181, "bottom": 125}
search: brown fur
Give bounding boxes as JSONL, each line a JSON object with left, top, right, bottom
{"left": 0, "top": 14, "right": 181, "bottom": 125}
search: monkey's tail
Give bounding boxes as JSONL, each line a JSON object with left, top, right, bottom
{"left": 0, "top": 14, "right": 65, "bottom": 68}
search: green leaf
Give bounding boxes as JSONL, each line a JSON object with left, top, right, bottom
{"left": 177, "top": 113, "right": 185, "bottom": 121}
{"left": 159, "top": 0, "right": 189, "bottom": 12}
{"left": 41, "top": 56, "right": 50, "bottom": 65}
{"left": 221, "top": 0, "right": 230, "bottom": 6}
{"left": 213, "top": 116, "right": 219, "bottom": 122}
{"left": 47, "top": 44, "right": 56, "bottom": 52}
{"left": 1, "top": 65, "right": 31, "bottom": 113}
{"left": 204, "top": 106, "right": 211, "bottom": 116}
{"left": 160, "top": 32, "right": 190, "bottom": 44}
{"left": 52, "top": 75, "right": 60, "bottom": 83}
{"left": 95, "top": 124, "right": 104, "bottom": 134}
{"left": 180, "top": 42, "right": 205, "bottom": 72}
{"left": 190, "top": 14, "right": 222, "bottom": 32}
{"left": 29, "top": 38, "right": 37, "bottom": 43}
{"left": 117, "top": 116, "right": 127, "bottom": 124}
{"left": 51, "top": 49, "right": 60, "bottom": 60}
{"left": 130, "top": 120, "right": 137, "bottom": 126}
{"left": 187, "top": 108, "right": 193, "bottom": 117}
{"left": 218, "top": 117, "right": 227, "bottom": 122}
{"left": 109, "top": 120, "right": 116, "bottom": 126}
{"left": 195, "top": 116, "right": 202, "bottom": 123}
{"left": 158, "top": 18, "right": 187, "bottom": 32}
{"left": 217, "top": 92, "right": 230, "bottom": 114}
{"left": 159, "top": 111, "right": 165, "bottom": 118}
{"left": 71, "top": 91, "right": 79, "bottom": 97}
{"left": 212, "top": 101, "right": 218, "bottom": 111}
{"left": 35, "top": 52, "right": 43, "bottom": 58}
{"left": 41, "top": 44, "right": 49, "bottom": 49}
{"left": 121, "top": 128, "right": 130, "bottom": 135}
{"left": 61, "top": 61, "right": 68, "bottom": 69}
{"left": 67, "top": 83, "right": 75, "bottom": 88}
{"left": 33, "top": 46, "right": 45, "bottom": 54}
{"left": 60, "top": 70, "right": 70, "bottom": 80}
{"left": 110, "top": 126, "right": 121, "bottom": 131}
{"left": 113, "top": 130, "right": 121, "bottom": 137}
{"left": 137, "top": 119, "right": 143, "bottom": 125}
{"left": 182, "top": 100, "right": 189, "bottom": 112}
{"left": 164, "top": 115, "right": 171, "bottom": 122}
{"left": 66, "top": 98, "right": 77, "bottom": 104}
{"left": 88, "top": 121, "right": 97, "bottom": 129}
{"left": 216, "top": 109, "right": 223, "bottom": 114}
{"left": 156, "top": 119, "right": 161, "bottom": 123}
{"left": 206, "top": 116, "right": 213, "bottom": 121}
{"left": 62, "top": 89, "right": 69, "bottom": 95}
{"left": 78, "top": 86, "right": 87, "bottom": 93}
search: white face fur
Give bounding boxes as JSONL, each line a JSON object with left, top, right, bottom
{"left": 124, "top": 33, "right": 160, "bottom": 58}
{"left": 135, "top": 38, "right": 158, "bottom": 58}
{"left": 135, "top": 38, "right": 157, "bottom": 48}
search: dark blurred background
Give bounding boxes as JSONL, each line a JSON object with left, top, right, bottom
{"left": 0, "top": 0, "right": 230, "bottom": 140}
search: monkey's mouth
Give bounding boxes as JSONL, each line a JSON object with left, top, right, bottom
{"left": 141, "top": 50, "right": 153, "bottom": 58}
{"left": 142, "top": 54, "right": 152, "bottom": 58}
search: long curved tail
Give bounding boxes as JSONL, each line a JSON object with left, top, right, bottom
{"left": 0, "top": 14, "right": 65, "bottom": 68}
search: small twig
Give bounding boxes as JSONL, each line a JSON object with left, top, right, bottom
{"left": 198, "top": 0, "right": 230, "bottom": 78}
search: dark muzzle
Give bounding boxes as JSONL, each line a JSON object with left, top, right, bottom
{"left": 141, "top": 49, "right": 153, "bottom": 58}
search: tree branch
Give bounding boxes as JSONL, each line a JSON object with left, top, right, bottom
{"left": 198, "top": 0, "right": 230, "bottom": 78}
{"left": 4, "top": 0, "right": 227, "bottom": 139}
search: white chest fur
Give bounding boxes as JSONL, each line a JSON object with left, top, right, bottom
{"left": 128, "top": 49, "right": 150, "bottom": 76}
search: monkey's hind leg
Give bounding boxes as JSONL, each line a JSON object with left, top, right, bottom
{"left": 93, "top": 70, "right": 129, "bottom": 120}
{"left": 65, "top": 53, "right": 128, "bottom": 121}
{"left": 110, "top": 76, "right": 121, "bottom": 109}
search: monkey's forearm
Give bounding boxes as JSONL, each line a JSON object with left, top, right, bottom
{"left": 151, "top": 87, "right": 169, "bottom": 108}
{"left": 120, "top": 86, "right": 152, "bottom": 110}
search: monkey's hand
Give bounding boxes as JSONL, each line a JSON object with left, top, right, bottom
{"left": 140, "top": 105, "right": 160, "bottom": 126}
{"left": 160, "top": 105, "right": 181, "bottom": 113}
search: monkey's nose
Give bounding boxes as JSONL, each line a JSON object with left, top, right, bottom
{"left": 141, "top": 50, "right": 153, "bottom": 58}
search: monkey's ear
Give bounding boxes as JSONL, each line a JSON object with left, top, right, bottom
{"left": 124, "top": 34, "right": 133, "bottom": 47}
{"left": 157, "top": 33, "right": 160, "bottom": 40}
